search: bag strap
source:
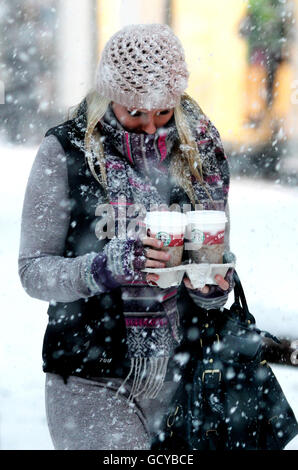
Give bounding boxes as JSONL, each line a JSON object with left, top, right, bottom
{"left": 231, "top": 270, "right": 256, "bottom": 324}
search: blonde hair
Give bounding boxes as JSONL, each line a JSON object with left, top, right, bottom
{"left": 69, "top": 89, "right": 212, "bottom": 207}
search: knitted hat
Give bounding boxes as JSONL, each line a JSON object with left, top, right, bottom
{"left": 95, "top": 24, "right": 189, "bottom": 110}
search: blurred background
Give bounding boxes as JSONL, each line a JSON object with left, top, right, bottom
{"left": 0, "top": 0, "right": 297, "bottom": 450}
{"left": 1, "top": 0, "right": 298, "bottom": 180}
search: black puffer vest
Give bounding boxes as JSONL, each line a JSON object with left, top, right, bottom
{"left": 42, "top": 109, "right": 131, "bottom": 381}
{"left": 41, "top": 106, "right": 190, "bottom": 382}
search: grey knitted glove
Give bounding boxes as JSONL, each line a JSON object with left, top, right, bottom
{"left": 103, "top": 237, "right": 147, "bottom": 283}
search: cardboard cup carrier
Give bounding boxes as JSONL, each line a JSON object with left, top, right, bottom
{"left": 142, "top": 210, "right": 235, "bottom": 289}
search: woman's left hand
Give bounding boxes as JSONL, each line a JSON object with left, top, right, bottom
{"left": 183, "top": 274, "right": 229, "bottom": 293}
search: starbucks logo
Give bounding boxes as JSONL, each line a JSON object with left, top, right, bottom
{"left": 156, "top": 231, "right": 171, "bottom": 247}
{"left": 191, "top": 228, "right": 205, "bottom": 244}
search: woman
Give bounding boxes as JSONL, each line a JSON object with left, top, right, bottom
{"left": 18, "top": 24, "right": 234, "bottom": 450}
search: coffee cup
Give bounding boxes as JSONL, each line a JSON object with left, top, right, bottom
{"left": 185, "top": 210, "right": 227, "bottom": 264}
{"left": 145, "top": 211, "right": 187, "bottom": 267}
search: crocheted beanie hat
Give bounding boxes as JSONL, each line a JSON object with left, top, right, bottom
{"left": 95, "top": 23, "right": 189, "bottom": 110}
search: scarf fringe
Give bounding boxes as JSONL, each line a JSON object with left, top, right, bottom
{"left": 116, "top": 356, "right": 169, "bottom": 402}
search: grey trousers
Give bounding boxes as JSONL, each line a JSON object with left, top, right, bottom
{"left": 45, "top": 373, "right": 179, "bottom": 450}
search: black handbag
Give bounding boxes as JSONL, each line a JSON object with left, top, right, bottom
{"left": 151, "top": 271, "right": 298, "bottom": 450}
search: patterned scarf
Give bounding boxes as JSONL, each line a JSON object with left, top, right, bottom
{"left": 96, "top": 103, "right": 229, "bottom": 400}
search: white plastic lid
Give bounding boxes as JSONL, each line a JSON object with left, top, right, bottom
{"left": 145, "top": 211, "right": 187, "bottom": 233}
{"left": 186, "top": 210, "right": 227, "bottom": 224}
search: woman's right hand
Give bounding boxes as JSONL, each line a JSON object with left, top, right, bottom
{"left": 142, "top": 236, "right": 170, "bottom": 285}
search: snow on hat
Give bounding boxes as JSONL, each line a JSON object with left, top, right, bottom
{"left": 95, "top": 23, "right": 189, "bottom": 110}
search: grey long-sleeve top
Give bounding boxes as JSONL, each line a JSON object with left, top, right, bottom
{"left": 18, "top": 134, "right": 99, "bottom": 303}
{"left": 18, "top": 134, "right": 233, "bottom": 306}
